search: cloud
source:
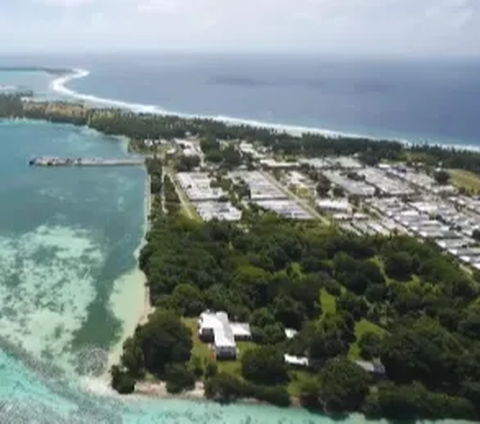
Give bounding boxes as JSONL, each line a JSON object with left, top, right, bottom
{"left": 37, "top": 0, "right": 95, "bottom": 6}
{"left": 1, "top": 0, "right": 479, "bottom": 55}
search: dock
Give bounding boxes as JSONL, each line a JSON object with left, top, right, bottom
{"left": 29, "top": 157, "right": 145, "bottom": 167}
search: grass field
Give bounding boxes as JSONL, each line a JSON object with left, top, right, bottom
{"left": 183, "top": 317, "right": 212, "bottom": 363}
{"left": 320, "top": 288, "right": 337, "bottom": 317}
{"left": 348, "top": 318, "right": 387, "bottom": 360}
{"left": 450, "top": 169, "right": 480, "bottom": 192}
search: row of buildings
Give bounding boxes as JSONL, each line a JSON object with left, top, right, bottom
{"left": 230, "top": 171, "right": 313, "bottom": 220}
{"left": 176, "top": 172, "right": 242, "bottom": 221}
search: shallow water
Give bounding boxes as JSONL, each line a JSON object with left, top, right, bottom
{"left": 0, "top": 119, "right": 146, "bottom": 372}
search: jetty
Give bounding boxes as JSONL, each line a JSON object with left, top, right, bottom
{"left": 29, "top": 157, "right": 145, "bottom": 167}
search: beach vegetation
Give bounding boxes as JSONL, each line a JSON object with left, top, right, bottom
{"left": 318, "top": 358, "right": 371, "bottom": 412}
{"left": 110, "top": 365, "right": 136, "bottom": 394}
{"left": 164, "top": 363, "right": 196, "bottom": 394}
{"left": 241, "top": 346, "right": 289, "bottom": 386}
{"left": 119, "top": 310, "right": 192, "bottom": 379}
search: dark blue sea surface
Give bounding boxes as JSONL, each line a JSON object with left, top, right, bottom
{"left": 2, "top": 53, "right": 480, "bottom": 145}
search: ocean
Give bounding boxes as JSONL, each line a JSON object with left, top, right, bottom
{"left": 0, "top": 53, "right": 478, "bottom": 423}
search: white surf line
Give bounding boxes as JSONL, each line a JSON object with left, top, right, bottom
{"left": 50, "top": 68, "right": 480, "bottom": 153}
{"left": 48, "top": 69, "right": 396, "bottom": 141}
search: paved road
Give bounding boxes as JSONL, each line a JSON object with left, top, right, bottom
{"left": 260, "top": 170, "right": 329, "bottom": 224}
{"left": 168, "top": 170, "right": 196, "bottom": 220}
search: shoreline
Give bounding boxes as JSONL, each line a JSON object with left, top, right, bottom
{"left": 106, "top": 156, "right": 153, "bottom": 368}
{"left": 139, "top": 173, "right": 153, "bottom": 325}
{"left": 47, "top": 68, "right": 480, "bottom": 154}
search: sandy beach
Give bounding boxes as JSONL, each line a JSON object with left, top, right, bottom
{"left": 135, "top": 381, "right": 205, "bottom": 400}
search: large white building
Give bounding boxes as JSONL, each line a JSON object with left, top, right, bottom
{"left": 198, "top": 311, "right": 251, "bottom": 359}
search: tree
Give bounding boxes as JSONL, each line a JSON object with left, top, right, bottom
{"left": 308, "top": 329, "right": 349, "bottom": 361}
{"left": 299, "top": 378, "right": 321, "bottom": 409}
{"left": 120, "top": 337, "right": 144, "bottom": 378}
{"left": 204, "top": 372, "right": 245, "bottom": 403}
{"left": 251, "top": 308, "right": 275, "bottom": 328}
{"left": 222, "top": 146, "right": 242, "bottom": 169}
{"left": 272, "top": 295, "right": 306, "bottom": 330}
{"left": 135, "top": 310, "right": 192, "bottom": 377}
{"left": 165, "top": 364, "right": 196, "bottom": 394}
{"left": 110, "top": 365, "right": 135, "bottom": 394}
{"left": 316, "top": 177, "right": 331, "bottom": 197}
{"left": 371, "top": 382, "right": 476, "bottom": 421}
{"left": 332, "top": 186, "right": 344, "bottom": 198}
{"left": 176, "top": 154, "right": 200, "bottom": 172}
{"left": 318, "top": 358, "right": 371, "bottom": 412}
{"left": 458, "top": 305, "right": 480, "bottom": 339}
{"left": 337, "top": 292, "right": 368, "bottom": 320}
{"left": 252, "top": 323, "right": 286, "bottom": 345}
{"left": 384, "top": 251, "right": 414, "bottom": 281}
{"left": 433, "top": 170, "right": 451, "bottom": 185}
{"left": 381, "top": 318, "right": 463, "bottom": 387}
{"left": 172, "top": 283, "right": 205, "bottom": 317}
{"left": 473, "top": 229, "right": 480, "bottom": 242}
{"left": 359, "top": 332, "right": 384, "bottom": 360}
{"left": 241, "top": 346, "right": 289, "bottom": 386}
{"left": 205, "top": 360, "right": 218, "bottom": 379}
{"left": 188, "top": 354, "right": 204, "bottom": 379}
{"left": 232, "top": 265, "right": 270, "bottom": 308}
{"left": 365, "top": 284, "right": 387, "bottom": 303}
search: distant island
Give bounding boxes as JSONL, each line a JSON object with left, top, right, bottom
{"left": 0, "top": 66, "right": 72, "bottom": 76}
{"left": 2, "top": 92, "right": 480, "bottom": 422}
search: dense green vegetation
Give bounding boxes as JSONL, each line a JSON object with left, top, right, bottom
{"left": 129, "top": 173, "right": 480, "bottom": 419}
{"left": 111, "top": 310, "right": 193, "bottom": 394}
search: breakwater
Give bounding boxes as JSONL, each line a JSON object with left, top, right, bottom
{"left": 29, "top": 157, "right": 145, "bottom": 167}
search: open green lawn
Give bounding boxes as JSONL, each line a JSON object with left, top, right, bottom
{"left": 183, "top": 318, "right": 212, "bottom": 363}
{"left": 320, "top": 288, "right": 337, "bottom": 317}
{"left": 287, "top": 371, "right": 313, "bottom": 396}
{"left": 348, "top": 318, "right": 388, "bottom": 360}
{"left": 450, "top": 169, "right": 480, "bottom": 192}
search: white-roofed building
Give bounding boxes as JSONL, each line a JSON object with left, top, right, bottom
{"left": 198, "top": 311, "right": 251, "bottom": 359}
{"left": 317, "top": 199, "right": 353, "bottom": 214}
{"left": 284, "top": 354, "right": 309, "bottom": 368}
{"left": 284, "top": 328, "right": 299, "bottom": 339}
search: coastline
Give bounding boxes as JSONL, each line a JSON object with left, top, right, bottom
{"left": 49, "top": 69, "right": 402, "bottom": 141}
{"left": 107, "top": 168, "right": 153, "bottom": 368}
{"left": 47, "top": 68, "right": 480, "bottom": 153}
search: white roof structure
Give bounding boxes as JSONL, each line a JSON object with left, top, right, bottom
{"left": 199, "top": 311, "right": 235, "bottom": 348}
{"left": 355, "top": 360, "right": 386, "bottom": 374}
{"left": 230, "top": 323, "right": 252, "bottom": 338}
{"left": 284, "top": 328, "right": 298, "bottom": 339}
{"left": 199, "top": 311, "right": 251, "bottom": 349}
{"left": 284, "top": 354, "right": 309, "bottom": 367}
{"left": 317, "top": 199, "right": 352, "bottom": 213}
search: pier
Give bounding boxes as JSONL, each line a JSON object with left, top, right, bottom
{"left": 29, "top": 157, "right": 145, "bottom": 167}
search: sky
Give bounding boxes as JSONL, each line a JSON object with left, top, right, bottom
{"left": 0, "top": 0, "right": 479, "bottom": 56}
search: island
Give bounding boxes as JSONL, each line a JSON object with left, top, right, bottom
{"left": 2, "top": 92, "right": 480, "bottom": 422}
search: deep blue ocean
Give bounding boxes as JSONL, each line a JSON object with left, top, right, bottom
{"left": 3, "top": 53, "right": 479, "bottom": 146}
{"left": 0, "top": 53, "right": 479, "bottom": 423}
